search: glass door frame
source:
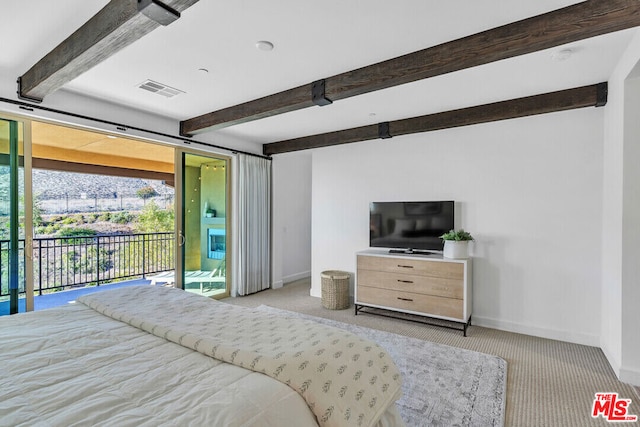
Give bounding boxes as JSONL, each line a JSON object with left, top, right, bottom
{"left": 1, "top": 113, "right": 34, "bottom": 313}
{"left": 175, "top": 148, "right": 232, "bottom": 299}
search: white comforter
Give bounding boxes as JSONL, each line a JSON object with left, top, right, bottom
{"left": 0, "top": 286, "right": 404, "bottom": 427}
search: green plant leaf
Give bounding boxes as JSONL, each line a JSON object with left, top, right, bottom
{"left": 440, "top": 228, "right": 474, "bottom": 241}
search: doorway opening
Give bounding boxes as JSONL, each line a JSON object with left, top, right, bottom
{"left": 1, "top": 118, "right": 179, "bottom": 314}
{"left": 181, "top": 152, "right": 230, "bottom": 299}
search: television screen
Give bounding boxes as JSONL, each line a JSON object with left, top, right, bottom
{"left": 369, "top": 201, "right": 454, "bottom": 253}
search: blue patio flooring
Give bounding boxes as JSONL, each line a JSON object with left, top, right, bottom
{"left": 0, "top": 279, "right": 151, "bottom": 316}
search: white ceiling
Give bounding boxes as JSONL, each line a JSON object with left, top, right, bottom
{"left": 1, "top": 0, "right": 637, "bottom": 148}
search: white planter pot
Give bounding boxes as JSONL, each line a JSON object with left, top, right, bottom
{"left": 443, "top": 240, "right": 470, "bottom": 259}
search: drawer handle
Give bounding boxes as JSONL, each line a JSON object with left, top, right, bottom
{"left": 397, "top": 279, "right": 414, "bottom": 284}
{"left": 397, "top": 297, "right": 414, "bottom": 302}
{"left": 397, "top": 264, "right": 414, "bottom": 269}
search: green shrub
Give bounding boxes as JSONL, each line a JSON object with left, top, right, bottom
{"left": 37, "top": 223, "right": 62, "bottom": 235}
{"left": 136, "top": 186, "right": 158, "bottom": 200}
{"left": 65, "top": 250, "right": 81, "bottom": 273}
{"left": 111, "top": 211, "right": 134, "bottom": 224}
{"left": 61, "top": 216, "right": 75, "bottom": 225}
{"left": 33, "top": 194, "right": 44, "bottom": 227}
{"left": 135, "top": 201, "right": 174, "bottom": 232}
{"left": 57, "top": 228, "right": 96, "bottom": 237}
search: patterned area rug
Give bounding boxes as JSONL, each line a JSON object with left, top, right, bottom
{"left": 257, "top": 306, "right": 507, "bottom": 427}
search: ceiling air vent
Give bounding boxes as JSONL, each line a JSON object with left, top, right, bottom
{"left": 137, "top": 79, "right": 184, "bottom": 98}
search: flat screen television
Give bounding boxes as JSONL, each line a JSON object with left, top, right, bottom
{"left": 369, "top": 201, "right": 454, "bottom": 253}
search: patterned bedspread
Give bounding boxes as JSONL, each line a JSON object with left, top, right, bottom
{"left": 0, "top": 295, "right": 319, "bottom": 426}
{"left": 78, "top": 286, "right": 403, "bottom": 427}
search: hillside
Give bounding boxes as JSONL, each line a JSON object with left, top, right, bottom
{"left": 0, "top": 168, "right": 172, "bottom": 197}
{"left": 0, "top": 167, "right": 174, "bottom": 216}
{"left": 32, "top": 169, "right": 173, "bottom": 199}
{"left": 36, "top": 170, "right": 175, "bottom": 215}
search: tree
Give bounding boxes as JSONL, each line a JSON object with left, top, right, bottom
{"left": 134, "top": 200, "right": 174, "bottom": 232}
{"left": 0, "top": 195, "right": 43, "bottom": 240}
{"left": 136, "top": 186, "right": 158, "bottom": 205}
{"left": 32, "top": 194, "right": 44, "bottom": 228}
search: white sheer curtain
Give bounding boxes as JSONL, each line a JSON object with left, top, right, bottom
{"left": 236, "top": 154, "right": 271, "bottom": 296}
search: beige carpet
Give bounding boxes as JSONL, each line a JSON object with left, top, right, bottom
{"left": 223, "top": 278, "right": 640, "bottom": 427}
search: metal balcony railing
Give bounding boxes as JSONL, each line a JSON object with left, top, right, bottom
{"left": 0, "top": 232, "right": 175, "bottom": 297}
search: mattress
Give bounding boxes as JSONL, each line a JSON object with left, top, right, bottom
{"left": 0, "top": 286, "right": 405, "bottom": 427}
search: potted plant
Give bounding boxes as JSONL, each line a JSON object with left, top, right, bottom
{"left": 440, "top": 229, "right": 474, "bottom": 259}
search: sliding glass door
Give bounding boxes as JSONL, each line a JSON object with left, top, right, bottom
{"left": 176, "top": 150, "right": 230, "bottom": 299}
{"left": 0, "top": 116, "right": 33, "bottom": 315}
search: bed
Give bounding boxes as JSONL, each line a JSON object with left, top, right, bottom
{"left": 0, "top": 286, "right": 404, "bottom": 427}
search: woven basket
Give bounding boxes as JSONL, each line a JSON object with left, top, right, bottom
{"left": 321, "top": 270, "right": 350, "bottom": 310}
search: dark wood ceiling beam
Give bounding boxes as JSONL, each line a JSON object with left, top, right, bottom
{"left": 180, "top": 85, "right": 312, "bottom": 137}
{"left": 182, "top": 0, "right": 640, "bottom": 135}
{"left": 18, "top": 0, "right": 200, "bottom": 102}
{"left": 263, "top": 83, "right": 606, "bottom": 155}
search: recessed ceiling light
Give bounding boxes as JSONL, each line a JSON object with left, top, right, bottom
{"left": 255, "top": 40, "right": 274, "bottom": 51}
{"left": 551, "top": 48, "right": 573, "bottom": 61}
{"left": 198, "top": 68, "right": 209, "bottom": 74}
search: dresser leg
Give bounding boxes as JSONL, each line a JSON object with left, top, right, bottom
{"left": 463, "top": 317, "right": 472, "bottom": 337}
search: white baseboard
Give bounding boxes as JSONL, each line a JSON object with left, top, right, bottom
{"left": 600, "top": 342, "right": 640, "bottom": 387}
{"left": 310, "top": 286, "right": 321, "bottom": 299}
{"left": 601, "top": 345, "right": 621, "bottom": 376}
{"left": 472, "top": 315, "right": 600, "bottom": 347}
{"left": 474, "top": 320, "right": 638, "bottom": 387}
{"left": 620, "top": 368, "right": 640, "bottom": 387}
{"left": 272, "top": 271, "right": 311, "bottom": 290}
{"left": 283, "top": 270, "right": 311, "bottom": 284}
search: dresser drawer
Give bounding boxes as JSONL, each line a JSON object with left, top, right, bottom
{"left": 357, "top": 269, "right": 463, "bottom": 299}
{"left": 357, "top": 255, "right": 463, "bottom": 279}
{"left": 357, "top": 286, "right": 464, "bottom": 320}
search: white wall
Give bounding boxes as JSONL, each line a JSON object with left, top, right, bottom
{"left": 601, "top": 75, "right": 624, "bottom": 375}
{"left": 310, "top": 108, "right": 604, "bottom": 346}
{"left": 0, "top": 88, "right": 263, "bottom": 156}
{"left": 602, "top": 29, "right": 640, "bottom": 386}
{"left": 621, "top": 75, "right": 640, "bottom": 385}
{"left": 271, "top": 151, "right": 313, "bottom": 287}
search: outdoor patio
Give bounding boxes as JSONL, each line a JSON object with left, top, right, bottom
{"left": 1, "top": 232, "right": 176, "bottom": 316}
{"left": 0, "top": 278, "right": 151, "bottom": 315}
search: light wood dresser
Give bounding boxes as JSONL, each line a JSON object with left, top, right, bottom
{"left": 355, "top": 250, "right": 472, "bottom": 336}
